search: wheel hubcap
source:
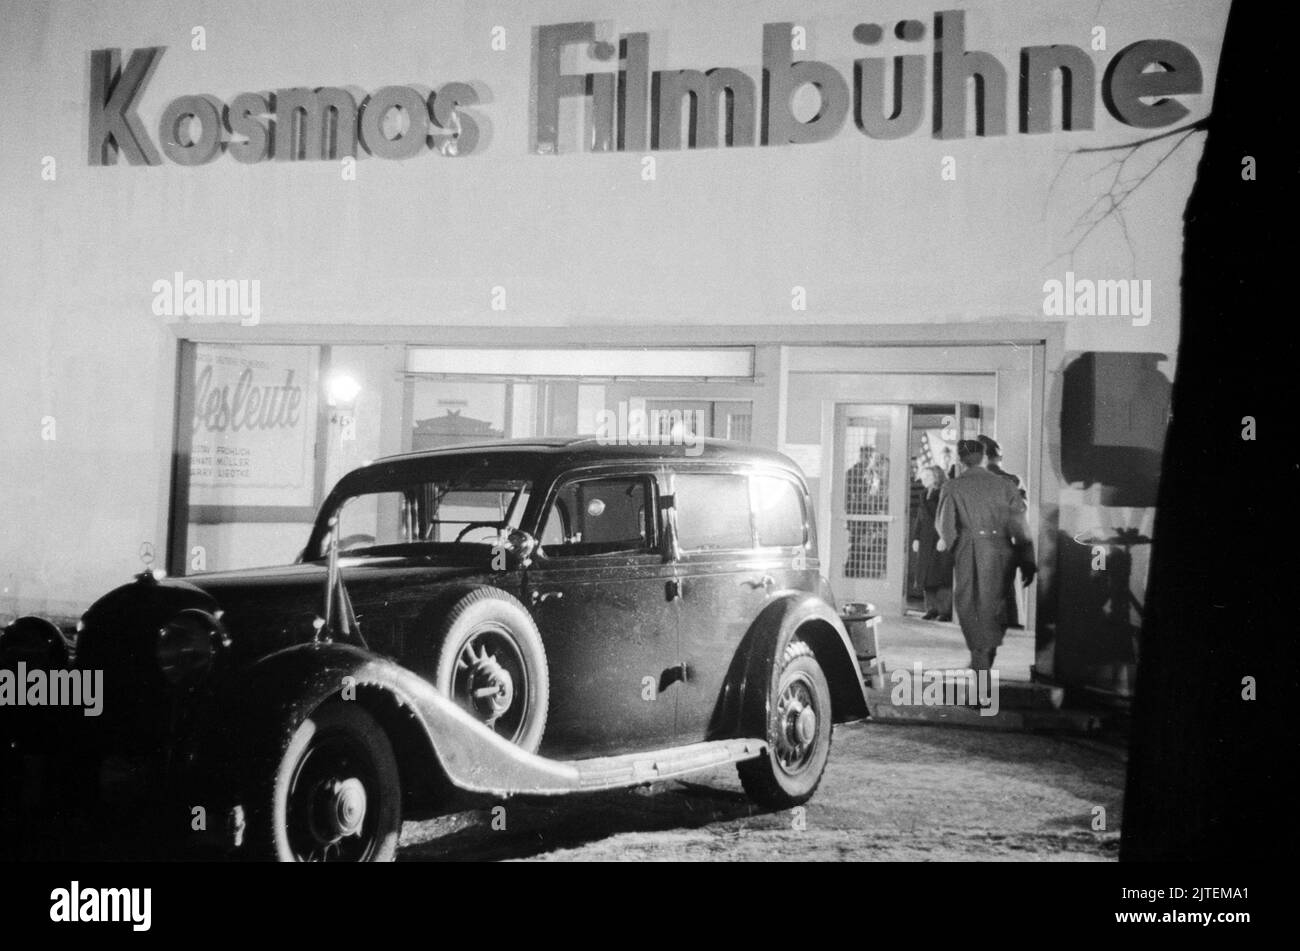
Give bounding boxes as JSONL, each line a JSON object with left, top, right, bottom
{"left": 774, "top": 675, "right": 818, "bottom": 774}
{"left": 288, "top": 732, "right": 380, "bottom": 862}
{"left": 322, "top": 777, "right": 368, "bottom": 838}
{"left": 469, "top": 652, "right": 515, "bottom": 720}
{"left": 796, "top": 705, "right": 817, "bottom": 745}
{"left": 453, "top": 626, "right": 529, "bottom": 742}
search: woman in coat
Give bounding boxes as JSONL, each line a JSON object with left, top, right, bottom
{"left": 911, "top": 465, "right": 954, "bottom": 620}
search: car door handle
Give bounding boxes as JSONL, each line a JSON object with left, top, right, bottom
{"left": 666, "top": 579, "right": 683, "bottom": 602}
{"left": 659, "top": 664, "right": 689, "bottom": 690}
{"left": 530, "top": 589, "right": 563, "bottom": 604}
{"left": 744, "top": 575, "right": 775, "bottom": 590}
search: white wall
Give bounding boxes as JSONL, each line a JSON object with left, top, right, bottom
{"left": 0, "top": 0, "right": 1230, "bottom": 620}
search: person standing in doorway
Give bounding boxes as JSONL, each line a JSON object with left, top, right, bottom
{"left": 978, "top": 434, "right": 1025, "bottom": 499}
{"left": 935, "top": 440, "right": 1035, "bottom": 670}
{"left": 844, "top": 444, "right": 889, "bottom": 578}
{"left": 911, "top": 465, "right": 953, "bottom": 620}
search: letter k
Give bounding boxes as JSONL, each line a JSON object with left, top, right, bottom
{"left": 88, "top": 47, "right": 164, "bottom": 165}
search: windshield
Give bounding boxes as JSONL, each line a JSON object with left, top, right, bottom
{"left": 321, "top": 479, "right": 531, "bottom": 557}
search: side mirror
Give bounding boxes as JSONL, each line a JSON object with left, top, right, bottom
{"left": 503, "top": 529, "right": 538, "bottom": 568}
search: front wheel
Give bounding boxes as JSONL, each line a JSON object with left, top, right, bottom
{"left": 738, "top": 640, "right": 833, "bottom": 808}
{"left": 253, "top": 702, "right": 401, "bottom": 862}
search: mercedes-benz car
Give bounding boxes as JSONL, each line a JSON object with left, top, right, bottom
{"left": 1, "top": 437, "right": 869, "bottom": 861}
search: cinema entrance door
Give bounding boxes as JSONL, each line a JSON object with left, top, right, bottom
{"left": 831, "top": 404, "right": 909, "bottom": 614}
{"left": 788, "top": 344, "right": 1039, "bottom": 621}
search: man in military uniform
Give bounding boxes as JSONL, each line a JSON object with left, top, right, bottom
{"left": 978, "top": 434, "right": 1029, "bottom": 628}
{"left": 978, "top": 434, "right": 1025, "bottom": 499}
{"left": 936, "top": 440, "right": 1035, "bottom": 670}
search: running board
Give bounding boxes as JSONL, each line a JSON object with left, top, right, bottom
{"left": 370, "top": 660, "right": 769, "bottom": 797}
{"left": 572, "top": 738, "right": 767, "bottom": 791}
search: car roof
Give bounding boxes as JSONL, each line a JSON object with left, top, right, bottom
{"left": 369, "top": 436, "right": 801, "bottom": 472}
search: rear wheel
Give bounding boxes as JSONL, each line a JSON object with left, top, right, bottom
{"left": 738, "top": 640, "right": 833, "bottom": 808}
{"left": 253, "top": 702, "right": 401, "bottom": 862}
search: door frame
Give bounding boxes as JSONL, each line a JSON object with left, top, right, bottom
{"left": 796, "top": 345, "right": 1044, "bottom": 629}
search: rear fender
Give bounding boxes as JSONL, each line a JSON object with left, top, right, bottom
{"left": 714, "top": 594, "right": 868, "bottom": 739}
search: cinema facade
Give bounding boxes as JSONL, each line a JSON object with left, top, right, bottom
{"left": 0, "top": 0, "right": 1230, "bottom": 700}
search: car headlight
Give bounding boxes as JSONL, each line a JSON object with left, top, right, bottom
{"left": 157, "top": 609, "right": 224, "bottom": 687}
{"left": 0, "top": 616, "right": 69, "bottom": 669}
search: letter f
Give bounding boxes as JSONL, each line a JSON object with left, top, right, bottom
{"left": 88, "top": 47, "right": 164, "bottom": 165}
{"left": 533, "top": 23, "right": 596, "bottom": 154}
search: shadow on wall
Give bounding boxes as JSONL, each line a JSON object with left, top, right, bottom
{"left": 1039, "top": 353, "right": 1172, "bottom": 695}
{"left": 1060, "top": 353, "right": 1171, "bottom": 507}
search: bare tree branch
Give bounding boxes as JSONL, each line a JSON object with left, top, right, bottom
{"left": 1046, "top": 118, "right": 1210, "bottom": 270}
{"left": 1073, "top": 118, "right": 1210, "bottom": 154}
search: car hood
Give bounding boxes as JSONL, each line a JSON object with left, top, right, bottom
{"left": 189, "top": 557, "right": 483, "bottom": 630}
{"left": 81, "top": 558, "right": 488, "bottom": 667}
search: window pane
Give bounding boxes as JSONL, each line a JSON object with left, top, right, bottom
{"left": 408, "top": 347, "right": 754, "bottom": 379}
{"left": 540, "top": 477, "right": 655, "bottom": 557}
{"left": 327, "top": 479, "right": 529, "bottom": 556}
{"left": 754, "top": 475, "right": 804, "bottom": 547}
{"left": 675, "top": 473, "right": 752, "bottom": 551}
{"left": 338, "top": 491, "right": 408, "bottom": 551}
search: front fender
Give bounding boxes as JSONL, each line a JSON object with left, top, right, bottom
{"left": 202, "top": 642, "right": 582, "bottom": 806}
{"left": 718, "top": 594, "right": 868, "bottom": 740}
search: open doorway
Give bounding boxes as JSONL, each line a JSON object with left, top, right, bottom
{"left": 789, "top": 344, "right": 1042, "bottom": 682}
{"left": 830, "top": 400, "right": 989, "bottom": 616}
{"left": 903, "top": 403, "right": 981, "bottom": 616}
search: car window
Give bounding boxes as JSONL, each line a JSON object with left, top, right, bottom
{"left": 329, "top": 481, "right": 529, "bottom": 555}
{"left": 539, "top": 475, "right": 657, "bottom": 558}
{"left": 753, "top": 474, "right": 805, "bottom": 547}
{"left": 674, "top": 472, "right": 753, "bottom": 551}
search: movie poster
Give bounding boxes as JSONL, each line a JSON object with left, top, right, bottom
{"left": 188, "top": 344, "right": 319, "bottom": 508}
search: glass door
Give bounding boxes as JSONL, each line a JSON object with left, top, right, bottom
{"left": 831, "top": 404, "right": 910, "bottom": 613}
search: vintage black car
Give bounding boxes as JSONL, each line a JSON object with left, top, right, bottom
{"left": 1, "top": 438, "right": 868, "bottom": 861}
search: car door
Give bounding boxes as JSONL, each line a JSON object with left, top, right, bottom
{"left": 668, "top": 467, "right": 773, "bottom": 742}
{"left": 522, "top": 467, "right": 680, "bottom": 758}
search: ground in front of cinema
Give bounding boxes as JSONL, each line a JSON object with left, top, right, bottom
{"left": 398, "top": 623, "right": 1125, "bottom": 861}
{"left": 398, "top": 718, "right": 1124, "bottom": 861}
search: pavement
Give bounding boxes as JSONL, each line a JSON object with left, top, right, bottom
{"left": 873, "top": 612, "right": 1035, "bottom": 681}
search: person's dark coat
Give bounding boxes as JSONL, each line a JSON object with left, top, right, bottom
{"left": 988, "top": 462, "right": 1026, "bottom": 500}
{"left": 912, "top": 487, "right": 953, "bottom": 588}
{"left": 987, "top": 462, "right": 1028, "bottom": 625}
{"left": 936, "top": 467, "right": 1034, "bottom": 655}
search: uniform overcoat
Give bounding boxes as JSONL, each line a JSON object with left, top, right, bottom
{"left": 935, "top": 467, "right": 1032, "bottom": 654}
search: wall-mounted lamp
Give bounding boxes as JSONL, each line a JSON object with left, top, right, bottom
{"left": 326, "top": 373, "right": 361, "bottom": 440}
{"left": 326, "top": 373, "right": 362, "bottom": 412}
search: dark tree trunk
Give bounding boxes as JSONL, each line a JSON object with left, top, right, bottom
{"left": 1121, "top": 1, "right": 1297, "bottom": 859}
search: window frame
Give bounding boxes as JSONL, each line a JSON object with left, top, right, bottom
{"left": 532, "top": 467, "right": 664, "bottom": 562}
{"left": 750, "top": 469, "right": 811, "bottom": 552}
{"left": 669, "top": 467, "right": 757, "bottom": 555}
{"left": 668, "top": 465, "right": 812, "bottom": 557}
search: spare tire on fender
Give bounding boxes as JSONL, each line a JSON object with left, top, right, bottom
{"left": 431, "top": 587, "right": 549, "bottom": 753}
